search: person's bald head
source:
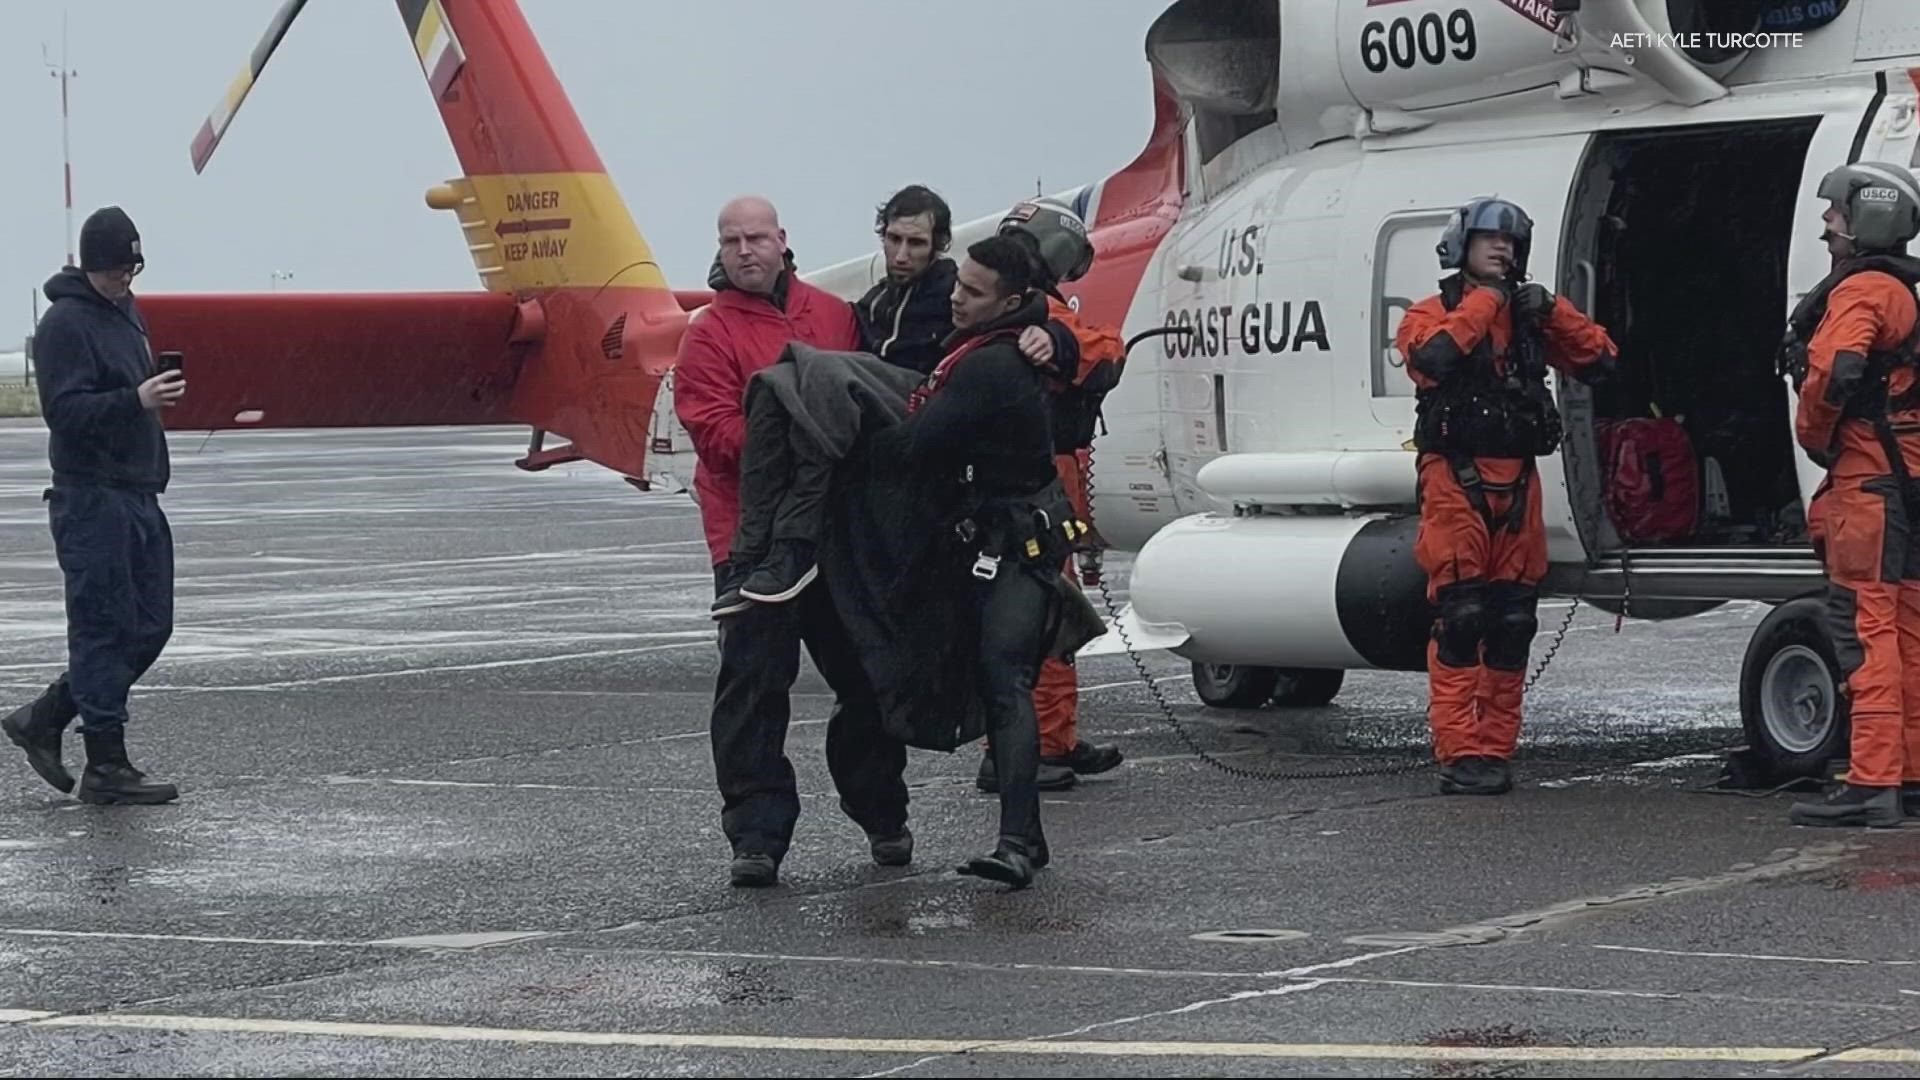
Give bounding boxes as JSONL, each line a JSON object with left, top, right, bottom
{"left": 718, "top": 195, "right": 787, "bottom": 295}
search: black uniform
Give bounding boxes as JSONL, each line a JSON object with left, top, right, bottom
{"left": 866, "top": 290, "right": 1066, "bottom": 886}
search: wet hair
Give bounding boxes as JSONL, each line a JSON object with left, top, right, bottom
{"left": 966, "top": 235, "right": 1037, "bottom": 298}
{"left": 875, "top": 185, "right": 952, "bottom": 253}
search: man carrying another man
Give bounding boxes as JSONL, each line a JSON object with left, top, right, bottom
{"left": 715, "top": 188, "right": 1125, "bottom": 795}
{"left": 673, "top": 194, "right": 911, "bottom": 888}
{"left": 717, "top": 230, "right": 1090, "bottom": 888}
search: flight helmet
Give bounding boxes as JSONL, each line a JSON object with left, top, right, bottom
{"left": 1818, "top": 161, "right": 1920, "bottom": 252}
{"left": 1436, "top": 196, "right": 1533, "bottom": 278}
{"left": 998, "top": 197, "right": 1095, "bottom": 285}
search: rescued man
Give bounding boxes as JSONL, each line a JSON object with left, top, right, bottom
{"left": 1782, "top": 161, "right": 1920, "bottom": 828}
{"left": 1, "top": 206, "right": 181, "bottom": 804}
{"left": 853, "top": 185, "right": 960, "bottom": 375}
{"left": 672, "top": 194, "right": 911, "bottom": 887}
{"left": 1395, "top": 196, "right": 1618, "bottom": 795}
{"left": 864, "top": 233, "right": 1074, "bottom": 888}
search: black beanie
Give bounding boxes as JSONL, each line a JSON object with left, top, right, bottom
{"left": 79, "top": 206, "right": 143, "bottom": 272}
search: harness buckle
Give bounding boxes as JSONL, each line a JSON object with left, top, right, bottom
{"left": 972, "top": 553, "right": 1002, "bottom": 580}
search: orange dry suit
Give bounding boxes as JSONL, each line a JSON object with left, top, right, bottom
{"left": 1030, "top": 295, "right": 1124, "bottom": 759}
{"left": 1789, "top": 254, "right": 1920, "bottom": 788}
{"left": 1395, "top": 274, "right": 1618, "bottom": 765}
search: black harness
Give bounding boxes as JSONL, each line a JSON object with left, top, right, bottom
{"left": 1781, "top": 254, "right": 1920, "bottom": 502}
{"left": 1413, "top": 275, "right": 1557, "bottom": 533}
{"left": 1448, "top": 457, "right": 1536, "bottom": 535}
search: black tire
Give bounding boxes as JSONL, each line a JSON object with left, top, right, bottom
{"left": 1270, "top": 668, "right": 1345, "bottom": 707}
{"left": 1738, "top": 595, "right": 1849, "bottom": 781}
{"left": 1192, "top": 663, "right": 1281, "bottom": 709}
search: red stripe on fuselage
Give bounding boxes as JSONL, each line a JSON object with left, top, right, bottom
{"left": 1059, "top": 73, "right": 1185, "bottom": 331}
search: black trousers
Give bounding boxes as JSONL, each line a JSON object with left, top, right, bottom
{"left": 976, "top": 563, "right": 1056, "bottom": 847}
{"left": 730, "top": 394, "right": 836, "bottom": 564}
{"left": 47, "top": 485, "right": 174, "bottom": 737}
{"left": 709, "top": 563, "right": 909, "bottom": 862}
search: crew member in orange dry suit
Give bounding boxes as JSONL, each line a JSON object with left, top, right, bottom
{"left": 1395, "top": 197, "right": 1619, "bottom": 796}
{"left": 1784, "top": 161, "right": 1920, "bottom": 828}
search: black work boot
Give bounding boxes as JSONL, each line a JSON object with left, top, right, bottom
{"left": 75, "top": 730, "right": 178, "bottom": 806}
{"left": 1482, "top": 757, "right": 1514, "bottom": 794}
{"left": 1, "top": 677, "right": 78, "bottom": 794}
{"left": 729, "top": 852, "right": 778, "bottom": 887}
{"left": 1790, "top": 782, "right": 1903, "bottom": 828}
{"left": 1904, "top": 783, "right": 1920, "bottom": 818}
{"left": 740, "top": 540, "right": 818, "bottom": 604}
{"left": 1028, "top": 821, "right": 1050, "bottom": 871}
{"left": 958, "top": 839, "right": 1035, "bottom": 890}
{"left": 1439, "top": 756, "right": 1510, "bottom": 796}
{"left": 1046, "top": 740, "right": 1124, "bottom": 776}
{"left": 869, "top": 827, "right": 913, "bottom": 867}
{"left": 976, "top": 752, "right": 1075, "bottom": 793}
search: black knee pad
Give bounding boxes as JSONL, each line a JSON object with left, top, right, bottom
{"left": 1432, "top": 581, "right": 1489, "bottom": 668}
{"left": 1483, "top": 582, "right": 1540, "bottom": 672}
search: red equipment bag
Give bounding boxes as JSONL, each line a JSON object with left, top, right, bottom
{"left": 1599, "top": 416, "right": 1699, "bottom": 544}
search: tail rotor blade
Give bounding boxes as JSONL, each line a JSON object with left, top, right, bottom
{"left": 189, "top": 0, "right": 312, "bottom": 173}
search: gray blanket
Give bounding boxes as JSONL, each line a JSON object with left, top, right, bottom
{"left": 742, "top": 342, "right": 1106, "bottom": 752}
{"left": 742, "top": 342, "right": 923, "bottom": 464}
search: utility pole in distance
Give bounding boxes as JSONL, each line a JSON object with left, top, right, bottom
{"left": 45, "top": 10, "right": 77, "bottom": 268}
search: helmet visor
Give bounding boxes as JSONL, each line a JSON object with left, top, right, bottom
{"left": 1463, "top": 199, "right": 1531, "bottom": 240}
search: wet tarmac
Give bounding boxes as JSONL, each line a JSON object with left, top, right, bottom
{"left": 0, "top": 419, "right": 1916, "bottom": 1078}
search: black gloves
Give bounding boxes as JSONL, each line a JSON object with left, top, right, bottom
{"left": 1512, "top": 283, "right": 1554, "bottom": 325}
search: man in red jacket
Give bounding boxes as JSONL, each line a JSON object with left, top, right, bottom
{"left": 673, "top": 194, "right": 911, "bottom": 888}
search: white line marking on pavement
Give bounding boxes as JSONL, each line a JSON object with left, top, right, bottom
{"left": 0, "top": 928, "right": 362, "bottom": 949}
{"left": 1345, "top": 843, "right": 1860, "bottom": 947}
{"left": 0, "top": 1010, "right": 56, "bottom": 1024}
{"left": 0, "top": 928, "right": 545, "bottom": 952}
{"left": 1079, "top": 673, "right": 1192, "bottom": 693}
{"left": 12, "top": 1011, "right": 1915, "bottom": 1063}
{"left": 161, "top": 641, "right": 713, "bottom": 690}
{"left": 322, "top": 777, "right": 645, "bottom": 794}
{"left": 1593, "top": 944, "right": 1920, "bottom": 967}
{"left": 858, "top": 981, "right": 1335, "bottom": 1078}
{"left": 584, "top": 947, "right": 1272, "bottom": 981}
{"left": 364, "top": 931, "right": 554, "bottom": 949}
{"left": 1265, "top": 946, "right": 1426, "bottom": 978}
{"left": 1310, "top": 975, "right": 1916, "bottom": 1013}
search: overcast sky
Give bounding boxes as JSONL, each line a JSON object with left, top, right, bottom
{"left": 1, "top": 1, "right": 1170, "bottom": 346}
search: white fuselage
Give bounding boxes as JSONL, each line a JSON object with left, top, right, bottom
{"left": 649, "top": 0, "right": 1920, "bottom": 670}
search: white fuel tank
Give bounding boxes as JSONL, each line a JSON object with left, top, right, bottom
{"left": 1196, "top": 451, "right": 1418, "bottom": 510}
{"left": 1127, "top": 511, "right": 1433, "bottom": 672}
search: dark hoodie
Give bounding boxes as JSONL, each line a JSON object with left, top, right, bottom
{"left": 868, "top": 290, "right": 1055, "bottom": 498}
{"left": 855, "top": 257, "right": 960, "bottom": 376}
{"left": 34, "top": 267, "right": 169, "bottom": 493}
